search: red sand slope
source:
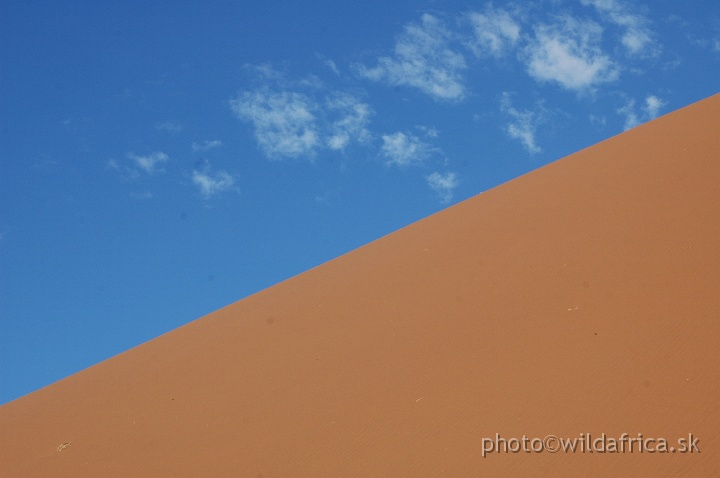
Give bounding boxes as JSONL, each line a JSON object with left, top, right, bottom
{"left": 1, "top": 94, "right": 719, "bottom": 477}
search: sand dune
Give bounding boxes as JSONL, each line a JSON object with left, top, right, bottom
{"left": 1, "top": 94, "right": 718, "bottom": 476}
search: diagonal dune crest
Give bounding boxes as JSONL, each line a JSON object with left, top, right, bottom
{"left": 1, "top": 94, "right": 719, "bottom": 477}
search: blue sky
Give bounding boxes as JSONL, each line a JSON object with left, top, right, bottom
{"left": 0, "top": 0, "right": 718, "bottom": 404}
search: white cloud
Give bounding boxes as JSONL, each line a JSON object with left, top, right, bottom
{"left": 621, "top": 29, "right": 653, "bottom": 55}
{"left": 325, "top": 93, "right": 373, "bottom": 150}
{"left": 155, "top": 121, "right": 183, "bottom": 133}
{"left": 500, "top": 93, "right": 543, "bottom": 154}
{"left": 357, "top": 14, "right": 467, "bottom": 101}
{"left": 617, "top": 94, "right": 665, "bottom": 131}
{"left": 380, "top": 131, "right": 434, "bottom": 167}
{"left": 230, "top": 89, "right": 319, "bottom": 159}
{"left": 231, "top": 67, "right": 374, "bottom": 159}
{"left": 426, "top": 171, "right": 458, "bottom": 203}
{"left": 524, "top": 16, "right": 619, "bottom": 92}
{"left": 298, "top": 74, "right": 324, "bottom": 90}
{"left": 127, "top": 151, "right": 169, "bottom": 175}
{"left": 589, "top": 113, "right": 607, "bottom": 126}
{"left": 106, "top": 158, "right": 121, "bottom": 171}
{"left": 714, "top": 39, "right": 720, "bottom": 52}
{"left": 643, "top": 95, "right": 665, "bottom": 119}
{"left": 192, "top": 169, "right": 236, "bottom": 198}
{"left": 324, "top": 59, "right": 340, "bottom": 75}
{"left": 192, "top": 140, "right": 223, "bottom": 152}
{"left": 416, "top": 125, "right": 439, "bottom": 138}
{"left": 580, "top": 0, "right": 658, "bottom": 56}
{"left": 466, "top": 7, "right": 521, "bottom": 57}
{"left": 246, "top": 63, "right": 284, "bottom": 81}
{"left": 617, "top": 100, "right": 640, "bottom": 130}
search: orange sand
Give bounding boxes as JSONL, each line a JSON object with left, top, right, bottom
{"left": 1, "top": 94, "right": 718, "bottom": 476}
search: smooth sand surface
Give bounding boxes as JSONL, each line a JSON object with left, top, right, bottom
{"left": 1, "top": 94, "right": 718, "bottom": 476}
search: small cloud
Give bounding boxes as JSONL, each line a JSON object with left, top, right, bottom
{"left": 589, "top": 113, "right": 607, "bottom": 126}
{"left": 523, "top": 15, "right": 619, "bottom": 92}
{"left": 192, "top": 140, "right": 223, "bottom": 152}
{"left": 314, "top": 188, "right": 339, "bottom": 205}
{"left": 298, "top": 74, "right": 324, "bottom": 90}
{"left": 106, "top": 159, "right": 121, "bottom": 171}
{"left": 155, "top": 121, "right": 183, "bottom": 133}
{"left": 580, "top": 0, "right": 659, "bottom": 57}
{"left": 231, "top": 67, "right": 374, "bottom": 159}
{"left": 381, "top": 131, "right": 434, "bottom": 167}
{"left": 192, "top": 169, "right": 236, "bottom": 198}
{"left": 127, "top": 151, "right": 169, "bottom": 175}
{"left": 621, "top": 29, "right": 653, "bottom": 55}
{"left": 714, "top": 39, "right": 720, "bottom": 52}
{"left": 416, "top": 125, "right": 439, "bottom": 138}
{"left": 325, "top": 93, "right": 373, "bottom": 151}
{"left": 617, "top": 94, "right": 665, "bottom": 131}
{"left": 245, "top": 63, "right": 285, "bottom": 81}
{"left": 500, "top": 93, "right": 543, "bottom": 154}
{"left": 324, "top": 58, "right": 340, "bottom": 75}
{"left": 618, "top": 100, "right": 640, "bottom": 130}
{"left": 465, "top": 7, "right": 521, "bottom": 58}
{"left": 426, "top": 171, "right": 459, "bottom": 203}
{"left": 643, "top": 95, "right": 665, "bottom": 119}
{"left": 356, "top": 14, "right": 467, "bottom": 101}
{"left": 106, "top": 158, "right": 139, "bottom": 180}
{"left": 315, "top": 53, "right": 341, "bottom": 75}
{"left": 230, "top": 88, "right": 319, "bottom": 159}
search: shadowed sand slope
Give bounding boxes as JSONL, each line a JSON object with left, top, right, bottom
{"left": 1, "top": 94, "right": 719, "bottom": 476}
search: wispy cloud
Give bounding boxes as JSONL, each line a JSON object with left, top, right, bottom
{"left": 357, "top": 14, "right": 467, "bottom": 101}
{"left": 466, "top": 7, "right": 521, "bottom": 58}
{"left": 589, "top": 113, "right": 607, "bottom": 126}
{"left": 155, "top": 121, "right": 183, "bottom": 133}
{"left": 426, "top": 171, "right": 458, "bottom": 203}
{"left": 318, "top": 55, "right": 340, "bottom": 75}
{"left": 580, "top": 0, "right": 659, "bottom": 56}
{"left": 192, "top": 140, "right": 223, "bottom": 152}
{"left": 380, "top": 131, "right": 434, "bottom": 167}
{"left": 617, "top": 100, "right": 639, "bottom": 130}
{"left": 524, "top": 15, "right": 619, "bottom": 92}
{"left": 325, "top": 93, "right": 373, "bottom": 150}
{"left": 106, "top": 158, "right": 121, "bottom": 172}
{"left": 127, "top": 151, "right": 169, "bottom": 175}
{"left": 617, "top": 94, "right": 665, "bottom": 130}
{"left": 416, "top": 125, "right": 439, "bottom": 138}
{"left": 230, "top": 88, "right": 320, "bottom": 159}
{"left": 225, "top": 4, "right": 675, "bottom": 205}
{"left": 192, "top": 169, "right": 236, "bottom": 198}
{"left": 500, "top": 93, "right": 543, "bottom": 154}
{"left": 643, "top": 95, "right": 665, "bottom": 118}
{"left": 231, "top": 68, "right": 374, "bottom": 160}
